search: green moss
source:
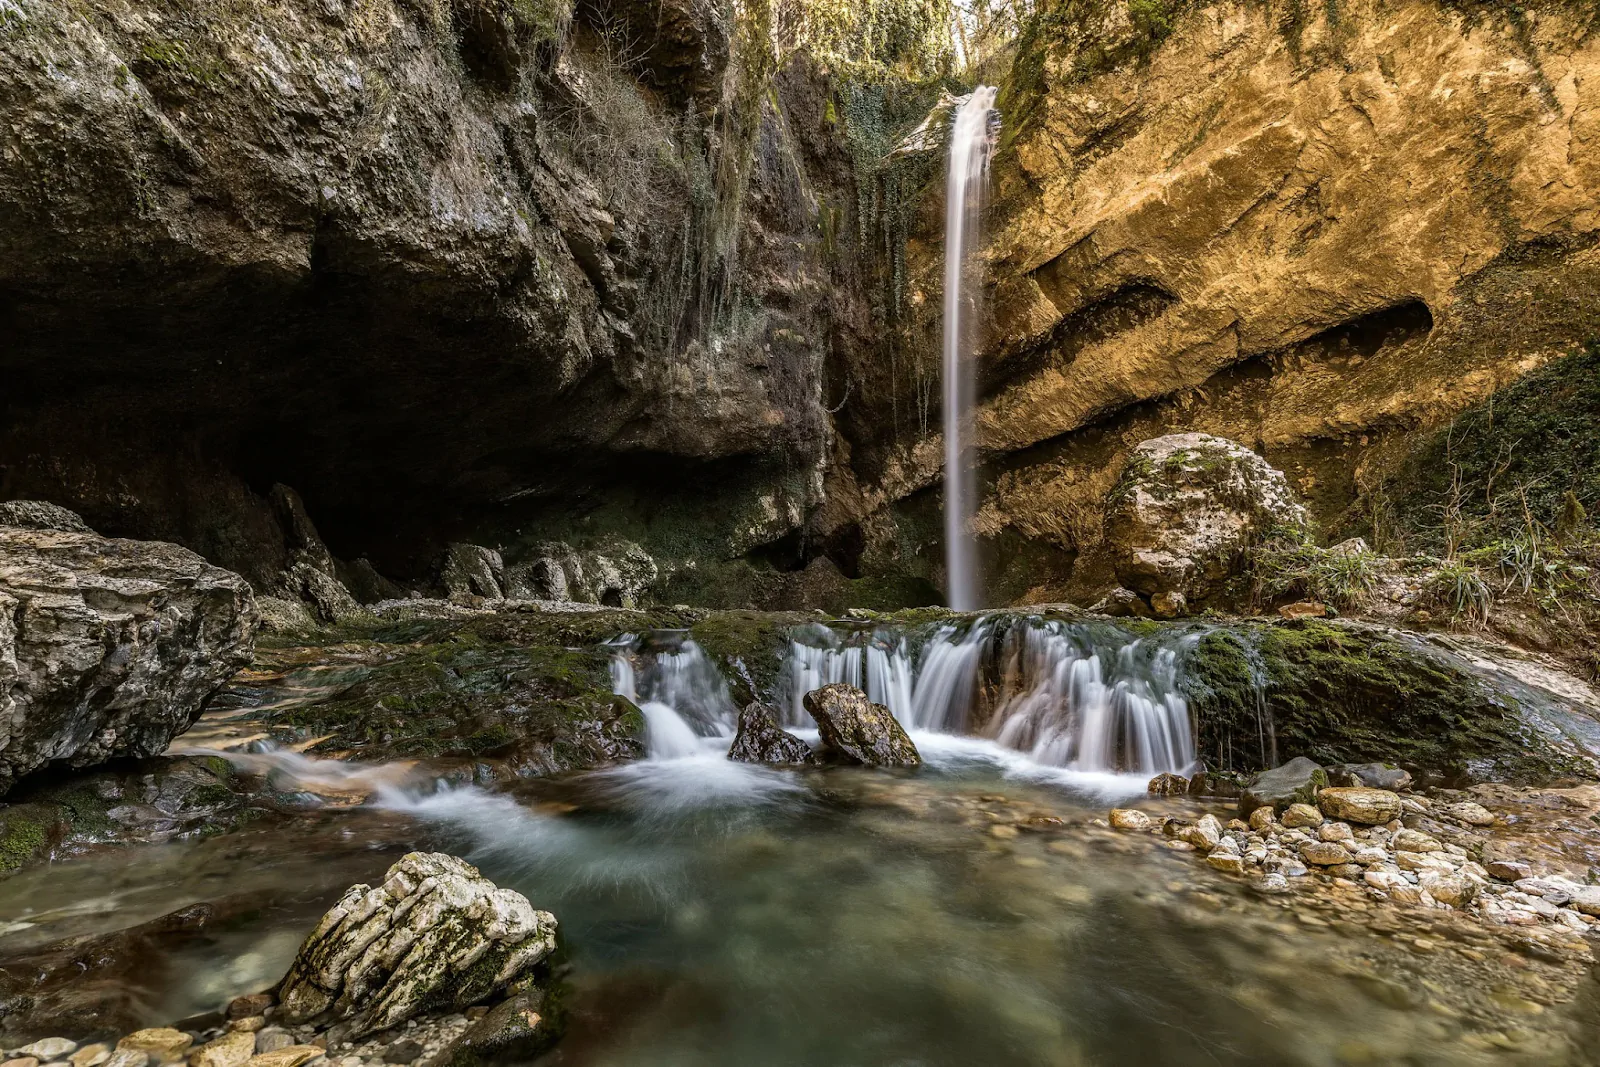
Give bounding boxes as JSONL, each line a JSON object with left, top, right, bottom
{"left": 263, "top": 612, "right": 658, "bottom": 766}
{"left": 0, "top": 811, "right": 50, "bottom": 875}
{"left": 1184, "top": 619, "right": 1591, "bottom": 782}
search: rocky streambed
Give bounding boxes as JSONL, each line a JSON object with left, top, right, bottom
{"left": 6, "top": 542, "right": 1600, "bottom": 1063}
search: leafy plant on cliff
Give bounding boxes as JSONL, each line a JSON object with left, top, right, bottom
{"left": 1246, "top": 526, "right": 1380, "bottom": 611}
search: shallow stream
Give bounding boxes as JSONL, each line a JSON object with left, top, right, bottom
{"left": 3, "top": 732, "right": 1596, "bottom": 1066}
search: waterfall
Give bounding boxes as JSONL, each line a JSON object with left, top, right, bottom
{"left": 942, "top": 87, "right": 999, "bottom": 612}
{"left": 777, "top": 617, "right": 1198, "bottom": 776}
{"left": 609, "top": 634, "right": 735, "bottom": 760}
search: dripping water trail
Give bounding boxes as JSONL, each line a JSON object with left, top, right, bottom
{"left": 942, "top": 87, "right": 998, "bottom": 612}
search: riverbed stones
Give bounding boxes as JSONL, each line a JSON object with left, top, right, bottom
{"left": 1247, "top": 807, "right": 1276, "bottom": 832}
{"left": 190, "top": 1033, "right": 255, "bottom": 1067}
{"left": 1440, "top": 802, "right": 1496, "bottom": 827}
{"left": 1300, "top": 841, "right": 1353, "bottom": 866}
{"left": 1281, "top": 803, "right": 1323, "bottom": 828}
{"left": 117, "top": 1032, "right": 191, "bottom": 1064}
{"left": 802, "top": 684, "right": 921, "bottom": 767}
{"left": 69, "top": 1047, "right": 109, "bottom": 1067}
{"left": 1318, "top": 788, "right": 1402, "bottom": 825}
{"left": 252, "top": 1035, "right": 292, "bottom": 1057}
{"left": 241, "top": 1049, "right": 324, "bottom": 1067}
{"left": 16, "top": 1044, "right": 74, "bottom": 1062}
{"left": 1487, "top": 860, "right": 1533, "bottom": 882}
{"left": 1240, "top": 758, "right": 1326, "bottom": 815}
{"left": 1206, "top": 848, "right": 1246, "bottom": 874}
{"left": 277, "top": 853, "right": 557, "bottom": 1038}
{"left": 229, "top": 995, "right": 274, "bottom": 1020}
{"left": 0, "top": 526, "right": 257, "bottom": 795}
{"left": 727, "top": 702, "right": 817, "bottom": 765}
{"left": 1184, "top": 814, "right": 1222, "bottom": 849}
{"left": 102, "top": 1052, "right": 147, "bottom": 1067}
{"left": 1110, "top": 808, "right": 1152, "bottom": 831}
{"left": 1393, "top": 829, "right": 1443, "bottom": 853}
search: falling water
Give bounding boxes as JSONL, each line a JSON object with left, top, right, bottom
{"left": 777, "top": 617, "right": 1197, "bottom": 776}
{"left": 609, "top": 634, "right": 735, "bottom": 759}
{"left": 942, "top": 86, "right": 999, "bottom": 612}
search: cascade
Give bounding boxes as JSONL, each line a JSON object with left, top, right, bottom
{"left": 778, "top": 617, "right": 1198, "bottom": 775}
{"left": 942, "top": 87, "right": 999, "bottom": 612}
{"left": 609, "top": 634, "right": 735, "bottom": 760}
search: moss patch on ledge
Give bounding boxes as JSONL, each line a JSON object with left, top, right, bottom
{"left": 1182, "top": 619, "right": 1597, "bottom": 783}
{"left": 256, "top": 610, "right": 672, "bottom": 768}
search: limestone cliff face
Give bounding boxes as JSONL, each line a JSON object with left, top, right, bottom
{"left": 0, "top": 0, "right": 855, "bottom": 590}
{"left": 831, "top": 0, "right": 1600, "bottom": 603}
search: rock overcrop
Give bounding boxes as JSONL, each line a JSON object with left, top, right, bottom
{"left": 801, "top": 684, "right": 921, "bottom": 767}
{"left": 277, "top": 853, "right": 557, "bottom": 1038}
{"left": 1102, "top": 434, "right": 1309, "bottom": 611}
{"left": 0, "top": 523, "right": 256, "bottom": 794}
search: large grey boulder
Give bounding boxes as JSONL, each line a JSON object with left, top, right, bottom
{"left": 1239, "top": 757, "right": 1327, "bottom": 816}
{"left": 0, "top": 525, "right": 256, "bottom": 794}
{"left": 440, "top": 544, "right": 506, "bottom": 601}
{"left": 277, "top": 853, "right": 557, "bottom": 1037}
{"left": 1104, "top": 434, "right": 1308, "bottom": 608}
{"left": 802, "top": 684, "right": 921, "bottom": 767}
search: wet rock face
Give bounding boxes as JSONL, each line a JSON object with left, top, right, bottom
{"left": 1103, "top": 434, "right": 1307, "bottom": 607}
{"left": 801, "top": 684, "right": 921, "bottom": 767}
{"left": 0, "top": 526, "right": 256, "bottom": 795}
{"left": 727, "top": 702, "right": 818, "bottom": 765}
{"left": 277, "top": 853, "right": 557, "bottom": 1038}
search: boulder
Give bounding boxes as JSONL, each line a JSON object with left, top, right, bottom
{"left": 422, "top": 988, "right": 562, "bottom": 1067}
{"left": 1110, "top": 808, "right": 1152, "bottom": 831}
{"left": 440, "top": 544, "right": 506, "bottom": 601}
{"left": 1239, "top": 757, "right": 1326, "bottom": 816}
{"left": 801, "top": 684, "right": 921, "bottom": 767}
{"left": 1280, "top": 803, "right": 1323, "bottom": 828}
{"left": 1330, "top": 763, "right": 1413, "bottom": 792}
{"left": 1317, "top": 787, "right": 1403, "bottom": 825}
{"left": 1146, "top": 772, "right": 1188, "bottom": 795}
{"left": 0, "top": 527, "right": 256, "bottom": 795}
{"left": 277, "top": 853, "right": 557, "bottom": 1038}
{"left": 1103, "top": 434, "right": 1308, "bottom": 606}
{"left": 727, "top": 702, "right": 818, "bottom": 765}
{"left": 0, "top": 500, "right": 93, "bottom": 533}
{"left": 503, "top": 540, "right": 657, "bottom": 607}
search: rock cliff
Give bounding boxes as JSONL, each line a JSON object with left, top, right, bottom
{"left": 0, "top": 0, "right": 858, "bottom": 596}
{"left": 825, "top": 0, "right": 1600, "bottom": 604}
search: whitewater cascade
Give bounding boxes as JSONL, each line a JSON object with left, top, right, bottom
{"left": 942, "top": 87, "right": 999, "bottom": 612}
{"left": 615, "top": 618, "right": 1198, "bottom": 776}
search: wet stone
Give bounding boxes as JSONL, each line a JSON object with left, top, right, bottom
{"left": 17, "top": 1045, "right": 75, "bottom": 1062}
{"left": 379, "top": 1041, "right": 422, "bottom": 1065}
{"left": 1318, "top": 788, "right": 1402, "bottom": 826}
{"left": 4, "top": 1058, "right": 40, "bottom": 1067}
{"left": 1301, "top": 841, "right": 1353, "bottom": 866}
{"left": 118, "top": 1033, "right": 192, "bottom": 1065}
{"left": 69, "top": 1047, "right": 110, "bottom": 1067}
{"left": 241, "top": 1049, "right": 325, "bottom": 1067}
{"left": 102, "top": 1053, "right": 148, "bottom": 1067}
{"left": 1281, "top": 803, "right": 1323, "bottom": 828}
{"left": 1110, "top": 809, "right": 1151, "bottom": 831}
{"left": 254, "top": 1035, "right": 294, "bottom": 1057}
{"left": 229, "top": 995, "right": 275, "bottom": 1020}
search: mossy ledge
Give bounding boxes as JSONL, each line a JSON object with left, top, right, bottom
{"left": 1181, "top": 618, "right": 1600, "bottom": 784}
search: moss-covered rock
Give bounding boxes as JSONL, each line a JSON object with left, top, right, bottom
{"left": 0, "top": 755, "right": 256, "bottom": 876}
{"left": 1182, "top": 619, "right": 1597, "bottom": 783}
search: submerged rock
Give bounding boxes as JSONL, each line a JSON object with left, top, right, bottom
{"left": 1103, "top": 434, "right": 1308, "bottom": 608}
{"left": 277, "top": 853, "right": 557, "bottom": 1037}
{"left": 727, "top": 702, "right": 818, "bottom": 765}
{"left": 0, "top": 526, "right": 256, "bottom": 795}
{"left": 1240, "top": 757, "right": 1327, "bottom": 816}
{"left": 801, "top": 684, "right": 921, "bottom": 768}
